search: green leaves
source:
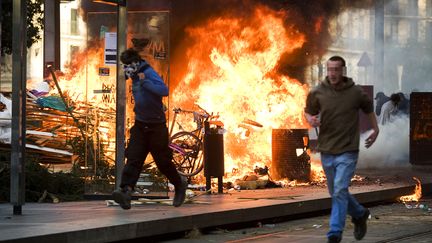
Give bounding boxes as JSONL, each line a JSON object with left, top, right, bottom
{"left": 1, "top": 0, "right": 44, "bottom": 55}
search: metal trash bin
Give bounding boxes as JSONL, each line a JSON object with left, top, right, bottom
{"left": 271, "top": 129, "right": 311, "bottom": 182}
{"left": 204, "top": 121, "right": 224, "bottom": 193}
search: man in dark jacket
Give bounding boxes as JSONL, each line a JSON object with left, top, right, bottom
{"left": 397, "top": 92, "right": 410, "bottom": 115}
{"left": 304, "top": 56, "right": 379, "bottom": 243}
{"left": 112, "top": 48, "right": 187, "bottom": 209}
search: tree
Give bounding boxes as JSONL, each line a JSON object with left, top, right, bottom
{"left": 1, "top": 0, "right": 44, "bottom": 55}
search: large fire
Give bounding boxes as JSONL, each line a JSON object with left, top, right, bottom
{"left": 28, "top": 4, "right": 327, "bottom": 185}
{"left": 172, "top": 5, "right": 310, "bottom": 180}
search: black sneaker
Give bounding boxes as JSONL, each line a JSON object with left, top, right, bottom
{"left": 173, "top": 176, "right": 188, "bottom": 207}
{"left": 327, "top": 235, "right": 342, "bottom": 243}
{"left": 112, "top": 188, "right": 132, "bottom": 210}
{"left": 352, "top": 208, "right": 370, "bottom": 240}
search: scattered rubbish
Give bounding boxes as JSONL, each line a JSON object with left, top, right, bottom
{"left": 184, "top": 226, "right": 202, "bottom": 239}
{"left": 187, "top": 184, "right": 207, "bottom": 191}
{"left": 212, "top": 228, "right": 229, "bottom": 234}
{"left": 186, "top": 189, "right": 195, "bottom": 198}
{"left": 404, "top": 204, "right": 414, "bottom": 209}
{"left": 106, "top": 189, "right": 211, "bottom": 207}
{"left": 312, "top": 224, "right": 322, "bottom": 228}
{"left": 38, "top": 190, "right": 59, "bottom": 204}
{"left": 402, "top": 203, "right": 430, "bottom": 210}
{"left": 419, "top": 204, "right": 430, "bottom": 211}
{"left": 254, "top": 166, "right": 269, "bottom": 175}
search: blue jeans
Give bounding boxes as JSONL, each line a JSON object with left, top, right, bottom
{"left": 321, "top": 151, "right": 366, "bottom": 238}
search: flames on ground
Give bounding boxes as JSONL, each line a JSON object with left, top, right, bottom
{"left": 399, "top": 177, "right": 422, "bottom": 203}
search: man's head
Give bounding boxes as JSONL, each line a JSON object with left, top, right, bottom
{"left": 120, "top": 48, "right": 141, "bottom": 65}
{"left": 396, "top": 92, "right": 406, "bottom": 101}
{"left": 121, "top": 48, "right": 142, "bottom": 78}
{"left": 390, "top": 93, "right": 401, "bottom": 105}
{"left": 326, "top": 56, "right": 346, "bottom": 86}
{"left": 375, "top": 91, "right": 386, "bottom": 100}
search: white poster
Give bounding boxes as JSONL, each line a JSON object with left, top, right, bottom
{"left": 104, "top": 32, "right": 117, "bottom": 65}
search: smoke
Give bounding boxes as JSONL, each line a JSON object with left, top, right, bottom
{"left": 309, "top": 114, "right": 410, "bottom": 170}
{"left": 358, "top": 115, "right": 410, "bottom": 169}
{"left": 334, "top": 0, "right": 432, "bottom": 95}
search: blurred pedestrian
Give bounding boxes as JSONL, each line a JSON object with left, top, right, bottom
{"left": 397, "top": 92, "right": 409, "bottom": 115}
{"left": 112, "top": 48, "right": 187, "bottom": 209}
{"left": 374, "top": 91, "right": 390, "bottom": 116}
{"left": 379, "top": 93, "right": 400, "bottom": 125}
{"left": 304, "top": 56, "right": 379, "bottom": 243}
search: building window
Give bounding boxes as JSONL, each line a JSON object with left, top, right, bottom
{"left": 71, "top": 9, "right": 78, "bottom": 35}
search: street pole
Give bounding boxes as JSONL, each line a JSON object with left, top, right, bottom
{"left": 115, "top": 1, "right": 127, "bottom": 188}
{"left": 0, "top": 1, "right": 2, "bottom": 85}
{"left": 374, "top": 0, "right": 384, "bottom": 89}
{"left": 11, "top": 0, "right": 27, "bottom": 215}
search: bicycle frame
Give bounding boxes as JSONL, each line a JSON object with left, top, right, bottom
{"left": 169, "top": 107, "right": 214, "bottom": 141}
{"left": 167, "top": 106, "right": 220, "bottom": 177}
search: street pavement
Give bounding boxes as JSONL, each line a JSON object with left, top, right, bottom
{"left": 0, "top": 167, "right": 431, "bottom": 243}
{"left": 162, "top": 196, "right": 432, "bottom": 243}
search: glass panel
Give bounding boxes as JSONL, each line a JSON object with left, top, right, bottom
{"left": 126, "top": 11, "right": 170, "bottom": 198}
{"left": 82, "top": 11, "right": 170, "bottom": 198}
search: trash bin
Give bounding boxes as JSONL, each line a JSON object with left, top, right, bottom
{"left": 204, "top": 121, "right": 224, "bottom": 193}
{"left": 271, "top": 129, "right": 310, "bottom": 182}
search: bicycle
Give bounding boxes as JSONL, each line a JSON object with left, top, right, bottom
{"left": 168, "top": 105, "right": 222, "bottom": 177}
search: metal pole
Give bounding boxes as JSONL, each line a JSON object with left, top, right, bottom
{"left": 115, "top": 2, "right": 127, "bottom": 188}
{"left": 374, "top": 0, "right": 384, "bottom": 88}
{"left": 0, "top": 1, "right": 2, "bottom": 85}
{"left": 11, "top": 0, "right": 27, "bottom": 215}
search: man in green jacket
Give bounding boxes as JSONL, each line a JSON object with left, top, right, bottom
{"left": 304, "top": 56, "right": 379, "bottom": 243}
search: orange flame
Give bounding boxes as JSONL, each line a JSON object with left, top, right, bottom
{"left": 314, "top": 17, "right": 323, "bottom": 33}
{"left": 399, "top": 177, "right": 422, "bottom": 203}
{"left": 310, "top": 155, "right": 326, "bottom": 183}
{"left": 172, "top": 5, "right": 309, "bottom": 179}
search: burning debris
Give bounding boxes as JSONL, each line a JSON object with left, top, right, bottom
{"left": 167, "top": 1, "right": 372, "bottom": 184}
{"left": 171, "top": 5, "right": 310, "bottom": 183}
{"left": 0, "top": 40, "right": 118, "bottom": 175}
{"left": 399, "top": 177, "right": 422, "bottom": 203}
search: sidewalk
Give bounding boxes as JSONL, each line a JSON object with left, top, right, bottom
{"left": 0, "top": 167, "right": 431, "bottom": 243}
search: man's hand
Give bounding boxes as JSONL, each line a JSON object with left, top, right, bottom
{"left": 138, "top": 72, "right": 145, "bottom": 80}
{"left": 365, "top": 112, "right": 380, "bottom": 148}
{"left": 305, "top": 112, "right": 321, "bottom": 127}
{"left": 365, "top": 128, "right": 379, "bottom": 148}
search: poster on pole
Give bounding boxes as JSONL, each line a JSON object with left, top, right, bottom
{"left": 105, "top": 32, "right": 117, "bottom": 65}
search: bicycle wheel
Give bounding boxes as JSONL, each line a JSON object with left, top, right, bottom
{"left": 169, "top": 131, "right": 203, "bottom": 177}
